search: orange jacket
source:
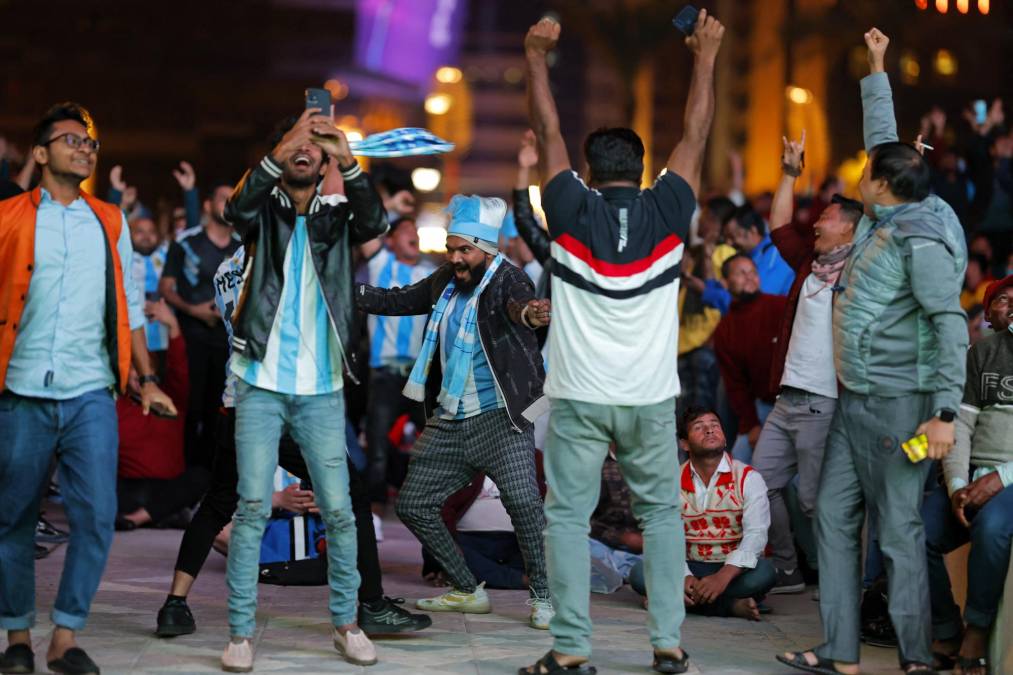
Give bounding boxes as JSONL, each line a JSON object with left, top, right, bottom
{"left": 0, "top": 187, "right": 132, "bottom": 393}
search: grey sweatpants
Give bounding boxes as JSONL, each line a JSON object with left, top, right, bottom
{"left": 814, "top": 389, "right": 934, "bottom": 666}
{"left": 751, "top": 387, "right": 835, "bottom": 571}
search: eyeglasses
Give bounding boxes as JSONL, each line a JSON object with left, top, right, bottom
{"left": 44, "top": 133, "right": 100, "bottom": 153}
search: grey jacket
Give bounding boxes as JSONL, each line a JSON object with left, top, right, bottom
{"left": 833, "top": 72, "right": 968, "bottom": 413}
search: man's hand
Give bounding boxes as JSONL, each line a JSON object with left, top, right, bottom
{"left": 864, "top": 28, "right": 889, "bottom": 74}
{"left": 524, "top": 299, "right": 551, "bottom": 328}
{"left": 385, "top": 189, "right": 416, "bottom": 217}
{"left": 965, "top": 472, "right": 1003, "bottom": 511}
{"left": 693, "top": 567, "right": 735, "bottom": 604}
{"left": 747, "top": 425, "right": 762, "bottom": 448}
{"left": 518, "top": 129, "right": 539, "bottom": 169}
{"left": 146, "top": 299, "right": 180, "bottom": 332}
{"left": 782, "top": 129, "right": 806, "bottom": 175}
{"left": 684, "top": 576, "right": 698, "bottom": 607}
{"left": 110, "top": 165, "right": 127, "bottom": 192}
{"left": 524, "top": 16, "right": 560, "bottom": 57}
{"left": 312, "top": 124, "right": 355, "bottom": 167}
{"left": 272, "top": 108, "right": 324, "bottom": 164}
{"left": 685, "top": 9, "right": 725, "bottom": 63}
{"left": 951, "top": 488, "right": 971, "bottom": 528}
{"left": 172, "top": 161, "right": 197, "bottom": 191}
{"left": 189, "top": 302, "right": 221, "bottom": 328}
{"left": 914, "top": 417, "right": 955, "bottom": 460}
{"left": 274, "top": 484, "right": 316, "bottom": 513}
{"left": 139, "top": 382, "right": 178, "bottom": 418}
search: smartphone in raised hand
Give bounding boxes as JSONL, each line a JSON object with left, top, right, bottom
{"left": 305, "top": 87, "right": 332, "bottom": 117}
{"left": 673, "top": 5, "right": 699, "bottom": 36}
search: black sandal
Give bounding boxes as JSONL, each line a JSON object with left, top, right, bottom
{"left": 47, "top": 647, "right": 100, "bottom": 675}
{"left": 776, "top": 650, "right": 846, "bottom": 675}
{"left": 903, "top": 663, "right": 939, "bottom": 675}
{"left": 956, "top": 656, "right": 987, "bottom": 675}
{"left": 518, "top": 651, "right": 596, "bottom": 675}
{"left": 653, "top": 648, "right": 690, "bottom": 673}
{"left": 932, "top": 651, "right": 957, "bottom": 672}
{"left": 0, "top": 643, "right": 35, "bottom": 674}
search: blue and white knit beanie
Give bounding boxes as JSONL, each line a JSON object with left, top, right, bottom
{"left": 446, "top": 195, "right": 507, "bottom": 256}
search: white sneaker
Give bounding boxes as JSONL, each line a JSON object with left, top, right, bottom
{"left": 416, "top": 582, "right": 491, "bottom": 613}
{"left": 527, "top": 596, "right": 554, "bottom": 630}
{"left": 333, "top": 627, "right": 378, "bottom": 666}
{"left": 372, "top": 513, "right": 384, "bottom": 543}
{"left": 221, "top": 638, "right": 253, "bottom": 672}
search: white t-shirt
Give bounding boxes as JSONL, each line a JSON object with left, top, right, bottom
{"left": 780, "top": 273, "right": 838, "bottom": 399}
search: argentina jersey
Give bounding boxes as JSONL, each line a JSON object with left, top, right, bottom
{"left": 213, "top": 246, "right": 247, "bottom": 408}
{"left": 230, "top": 216, "right": 344, "bottom": 395}
{"left": 366, "top": 248, "right": 435, "bottom": 368}
{"left": 132, "top": 242, "right": 169, "bottom": 352}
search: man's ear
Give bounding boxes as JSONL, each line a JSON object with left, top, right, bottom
{"left": 678, "top": 438, "right": 689, "bottom": 455}
{"left": 32, "top": 144, "right": 48, "bottom": 167}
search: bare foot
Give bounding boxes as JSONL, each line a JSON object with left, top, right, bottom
{"left": 655, "top": 647, "right": 685, "bottom": 661}
{"left": 956, "top": 626, "right": 989, "bottom": 675}
{"left": 782, "top": 651, "right": 859, "bottom": 675}
{"left": 519, "top": 651, "right": 588, "bottom": 674}
{"left": 46, "top": 627, "right": 77, "bottom": 663}
{"left": 731, "top": 597, "right": 760, "bottom": 621}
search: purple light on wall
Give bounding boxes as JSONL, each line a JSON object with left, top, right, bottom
{"left": 355, "top": 0, "right": 467, "bottom": 89}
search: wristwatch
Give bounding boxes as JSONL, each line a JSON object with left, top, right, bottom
{"left": 935, "top": 408, "right": 956, "bottom": 423}
{"left": 139, "top": 374, "right": 160, "bottom": 387}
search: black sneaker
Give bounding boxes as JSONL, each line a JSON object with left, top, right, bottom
{"left": 36, "top": 516, "right": 69, "bottom": 544}
{"left": 769, "top": 568, "right": 806, "bottom": 594}
{"left": 35, "top": 544, "right": 51, "bottom": 560}
{"left": 156, "top": 597, "right": 196, "bottom": 637}
{"left": 358, "top": 597, "right": 433, "bottom": 635}
{"left": 0, "top": 643, "right": 34, "bottom": 674}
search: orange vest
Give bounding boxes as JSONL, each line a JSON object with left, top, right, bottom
{"left": 680, "top": 454, "right": 753, "bottom": 563}
{"left": 0, "top": 187, "right": 132, "bottom": 393}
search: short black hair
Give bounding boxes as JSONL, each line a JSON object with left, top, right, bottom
{"left": 830, "top": 193, "right": 864, "bottom": 227}
{"left": 869, "top": 141, "right": 931, "bottom": 202}
{"left": 388, "top": 216, "right": 416, "bottom": 235}
{"left": 730, "top": 205, "right": 766, "bottom": 237}
{"left": 678, "top": 405, "right": 721, "bottom": 440}
{"left": 704, "top": 196, "right": 737, "bottom": 226}
{"left": 720, "top": 251, "right": 754, "bottom": 279}
{"left": 583, "top": 127, "right": 644, "bottom": 184}
{"left": 371, "top": 164, "right": 414, "bottom": 197}
{"left": 967, "top": 253, "right": 989, "bottom": 273}
{"left": 31, "top": 102, "right": 93, "bottom": 148}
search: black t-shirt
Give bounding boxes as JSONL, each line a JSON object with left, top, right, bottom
{"left": 164, "top": 227, "right": 241, "bottom": 345}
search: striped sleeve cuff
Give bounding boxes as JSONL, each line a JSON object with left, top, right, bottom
{"left": 260, "top": 155, "right": 283, "bottom": 178}
{"left": 340, "top": 161, "right": 363, "bottom": 181}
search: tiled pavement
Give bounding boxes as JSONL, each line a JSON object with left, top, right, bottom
{"left": 20, "top": 510, "right": 904, "bottom": 674}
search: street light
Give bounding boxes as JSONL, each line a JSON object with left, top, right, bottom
{"left": 424, "top": 93, "right": 453, "bottom": 115}
{"left": 786, "top": 86, "right": 813, "bottom": 105}
{"left": 411, "top": 167, "right": 442, "bottom": 193}
{"left": 435, "top": 66, "right": 462, "bottom": 84}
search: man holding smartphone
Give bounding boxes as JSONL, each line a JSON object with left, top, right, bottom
{"left": 779, "top": 29, "right": 967, "bottom": 675}
{"left": 219, "top": 105, "right": 387, "bottom": 671}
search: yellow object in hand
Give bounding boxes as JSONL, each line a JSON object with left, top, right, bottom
{"left": 902, "top": 433, "right": 929, "bottom": 463}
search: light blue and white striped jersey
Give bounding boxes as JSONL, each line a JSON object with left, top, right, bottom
{"left": 213, "top": 246, "right": 247, "bottom": 408}
{"left": 132, "top": 242, "right": 170, "bottom": 352}
{"left": 231, "top": 216, "right": 344, "bottom": 395}
{"left": 366, "top": 248, "right": 435, "bottom": 368}
{"left": 436, "top": 289, "right": 505, "bottom": 420}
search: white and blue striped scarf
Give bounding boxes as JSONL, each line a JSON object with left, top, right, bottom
{"left": 403, "top": 254, "right": 505, "bottom": 413}
{"left": 349, "top": 128, "right": 454, "bottom": 158}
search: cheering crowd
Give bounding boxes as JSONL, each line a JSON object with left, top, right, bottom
{"left": 0, "top": 9, "right": 1011, "bottom": 675}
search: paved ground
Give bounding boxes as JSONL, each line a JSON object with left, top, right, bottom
{"left": 20, "top": 508, "right": 906, "bottom": 674}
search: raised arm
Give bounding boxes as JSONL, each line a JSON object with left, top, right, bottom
{"left": 172, "top": 161, "right": 201, "bottom": 231}
{"left": 524, "top": 18, "right": 571, "bottom": 184}
{"left": 861, "top": 28, "right": 899, "bottom": 151}
{"left": 770, "top": 131, "right": 805, "bottom": 232}
{"left": 513, "top": 130, "right": 551, "bottom": 264}
{"left": 665, "top": 9, "right": 725, "bottom": 198}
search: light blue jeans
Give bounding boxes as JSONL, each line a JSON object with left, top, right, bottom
{"left": 227, "top": 381, "right": 359, "bottom": 637}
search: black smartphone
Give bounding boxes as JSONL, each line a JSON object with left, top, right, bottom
{"left": 128, "top": 393, "right": 178, "bottom": 419}
{"left": 673, "top": 5, "right": 699, "bottom": 36}
{"left": 305, "top": 87, "right": 331, "bottom": 116}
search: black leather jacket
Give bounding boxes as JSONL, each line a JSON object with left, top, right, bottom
{"left": 354, "top": 262, "right": 547, "bottom": 431}
{"left": 512, "top": 187, "right": 552, "bottom": 300}
{"left": 225, "top": 156, "right": 387, "bottom": 374}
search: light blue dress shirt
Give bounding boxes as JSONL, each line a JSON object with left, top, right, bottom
{"left": 6, "top": 189, "right": 144, "bottom": 400}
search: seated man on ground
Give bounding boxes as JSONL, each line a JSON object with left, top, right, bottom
{"left": 116, "top": 299, "right": 210, "bottom": 530}
{"left": 630, "top": 406, "right": 774, "bottom": 621}
{"left": 925, "top": 274, "right": 1013, "bottom": 675}
{"left": 588, "top": 450, "right": 643, "bottom": 595}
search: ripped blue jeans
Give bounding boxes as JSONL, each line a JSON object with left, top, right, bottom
{"left": 226, "top": 380, "right": 359, "bottom": 637}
